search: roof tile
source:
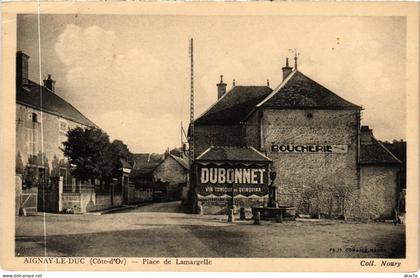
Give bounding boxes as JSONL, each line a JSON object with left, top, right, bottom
{"left": 260, "top": 71, "right": 362, "bottom": 110}
{"left": 195, "top": 86, "right": 272, "bottom": 125}
{"left": 17, "top": 80, "right": 96, "bottom": 127}
{"left": 196, "top": 146, "right": 272, "bottom": 162}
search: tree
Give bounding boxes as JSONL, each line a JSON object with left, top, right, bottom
{"left": 103, "top": 139, "right": 132, "bottom": 182}
{"left": 62, "top": 127, "right": 133, "bottom": 185}
{"left": 62, "top": 127, "right": 112, "bottom": 182}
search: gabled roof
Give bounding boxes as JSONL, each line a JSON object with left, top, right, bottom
{"left": 130, "top": 153, "right": 163, "bottom": 178}
{"left": 119, "top": 158, "right": 132, "bottom": 169}
{"left": 132, "top": 153, "right": 163, "bottom": 170}
{"left": 169, "top": 154, "right": 189, "bottom": 170}
{"left": 196, "top": 146, "right": 272, "bottom": 162}
{"left": 257, "top": 71, "right": 362, "bottom": 110}
{"left": 195, "top": 86, "right": 273, "bottom": 125}
{"left": 359, "top": 128, "right": 402, "bottom": 165}
{"left": 359, "top": 140, "right": 402, "bottom": 165}
{"left": 17, "top": 80, "right": 96, "bottom": 127}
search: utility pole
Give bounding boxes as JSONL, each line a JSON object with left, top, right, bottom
{"left": 187, "top": 38, "right": 196, "bottom": 213}
{"left": 189, "top": 38, "right": 195, "bottom": 161}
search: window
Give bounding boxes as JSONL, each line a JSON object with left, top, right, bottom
{"left": 32, "top": 113, "right": 38, "bottom": 123}
{"left": 26, "top": 127, "right": 38, "bottom": 155}
{"left": 59, "top": 119, "right": 68, "bottom": 132}
{"left": 58, "top": 119, "right": 69, "bottom": 146}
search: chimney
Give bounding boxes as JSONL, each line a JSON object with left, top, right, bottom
{"left": 360, "top": 125, "right": 374, "bottom": 144}
{"left": 43, "top": 74, "right": 56, "bottom": 92}
{"left": 217, "top": 75, "right": 227, "bottom": 99}
{"left": 164, "top": 148, "right": 170, "bottom": 159}
{"left": 282, "top": 58, "right": 293, "bottom": 80}
{"left": 16, "top": 51, "right": 30, "bottom": 86}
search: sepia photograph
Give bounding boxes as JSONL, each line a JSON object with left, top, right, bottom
{"left": 1, "top": 2, "right": 418, "bottom": 273}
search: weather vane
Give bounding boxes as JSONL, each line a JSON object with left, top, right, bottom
{"left": 288, "top": 48, "right": 300, "bottom": 70}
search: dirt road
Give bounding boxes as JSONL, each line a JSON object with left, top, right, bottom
{"left": 15, "top": 201, "right": 405, "bottom": 258}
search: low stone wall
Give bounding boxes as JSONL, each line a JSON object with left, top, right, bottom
{"left": 62, "top": 192, "right": 84, "bottom": 213}
{"left": 62, "top": 190, "right": 122, "bottom": 213}
{"left": 113, "top": 194, "right": 123, "bottom": 207}
{"left": 16, "top": 175, "right": 38, "bottom": 215}
{"left": 132, "top": 188, "right": 153, "bottom": 203}
{"left": 94, "top": 193, "right": 112, "bottom": 211}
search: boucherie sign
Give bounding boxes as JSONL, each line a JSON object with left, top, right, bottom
{"left": 271, "top": 144, "right": 348, "bottom": 154}
{"left": 197, "top": 164, "right": 269, "bottom": 197}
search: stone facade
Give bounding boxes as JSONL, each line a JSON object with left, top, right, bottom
{"left": 260, "top": 109, "right": 360, "bottom": 214}
{"left": 16, "top": 103, "right": 87, "bottom": 173}
{"left": 153, "top": 155, "right": 187, "bottom": 185}
{"left": 153, "top": 154, "right": 188, "bottom": 201}
{"left": 194, "top": 125, "right": 244, "bottom": 159}
{"left": 192, "top": 68, "right": 402, "bottom": 219}
{"left": 15, "top": 51, "right": 122, "bottom": 214}
{"left": 359, "top": 165, "right": 399, "bottom": 219}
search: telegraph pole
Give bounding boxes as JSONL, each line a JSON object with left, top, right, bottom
{"left": 189, "top": 38, "right": 195, "bottom": 161}
{"left": 187, "top": 38, "right": 197, "bottom": 213}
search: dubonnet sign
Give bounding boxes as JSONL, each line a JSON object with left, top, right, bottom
{"left": 196, "top": 164, "right": 269, "bottom": 197}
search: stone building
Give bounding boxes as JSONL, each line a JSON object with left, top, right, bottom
{"left": 16, "top": 51, "right": 97, "bottom": 213}
{"left": 130, "top": 152, "right": 189, "bottom": 202}
{"left": 15, "top": 51, "right": 127, "bottom": 214}
{"left": 153, "top": 152, "right": 189, "bottom": 201}
{"left": 16, "top": 52, "right": 96, "bottom": 182}
{"left": 192, "top": 58, "right": 402, "bottom": 219}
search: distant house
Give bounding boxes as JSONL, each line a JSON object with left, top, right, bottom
{"left": 153, "top": 152, "right": 189, "bottom": 202}
{"left": 130, "top": 153, "right": 163, "bottom": 187}
{"left": 130, "top": 152, "right": 189, "bottom": 202}
{"left": 129, "top": 153, "right": 163, "bottom": 203}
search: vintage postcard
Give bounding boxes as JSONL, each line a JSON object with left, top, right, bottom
{"left": 0, "top": 1, "right": 418, "bottom": 273}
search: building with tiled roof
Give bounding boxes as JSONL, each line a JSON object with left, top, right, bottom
{"left": 15, "top": 51, "right": 97, "bottom": 213}
{"left": 256, "top": 70, "right": 362, "bottom": 110}
{"left": 195, "top": 85, "right": 273, "bottom": 125}
{"left": 17, "top": 80, "right": 96, "bottom": 128}
{"left": 130, "top": 151, "right": 189, "bottom": 202}
{"left": 191, "top": 57, "right": 403, "bottom": 219}
{"left": 359, "top": 126, "right": 402, "bottom": 165}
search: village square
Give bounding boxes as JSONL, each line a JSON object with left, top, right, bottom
{"left": 14, "top": 15, "right": 407, "bottom": 259}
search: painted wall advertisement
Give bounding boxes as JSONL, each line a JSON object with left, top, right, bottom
{"left": 271, "top": 144, "right": 348, "bottom": 154}
{"left": 196, "top": 164, "right": 270, "bottom": 200}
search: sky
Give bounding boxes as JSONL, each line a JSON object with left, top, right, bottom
{"left": 17, "top": 14, "right": 406, "bottom": 153}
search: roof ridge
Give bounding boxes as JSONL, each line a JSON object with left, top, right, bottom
{"left": 255, "top": 70, "right": 297, "bottom": 107}
{"left": 258, "top": 71, "right": 362, "bottom": 110}
{"left": 195, "top": 145, "right": 272, "bottom": 162}
{"left": 196, "top": 147, "right": 212, "bottom": 160}
{"left": 297, "top": 71, "right": 362, "bottom": 110}
{"left": 195, "top": 85, "right": 272, "bottom": 123}
{"left": 20, "top": 80, "right": 97, "bottom": 127}
{"left": 169, "top": 154, "right": 189, "bottom": 169}
{"left": 374, "top": 138, "right": 402, "bottom": 164}
{"left": 249, "top": 146, "right": 272, "bottom": 161}
{"left": 194, "top": 85, "right": 235, "bottom": 122}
